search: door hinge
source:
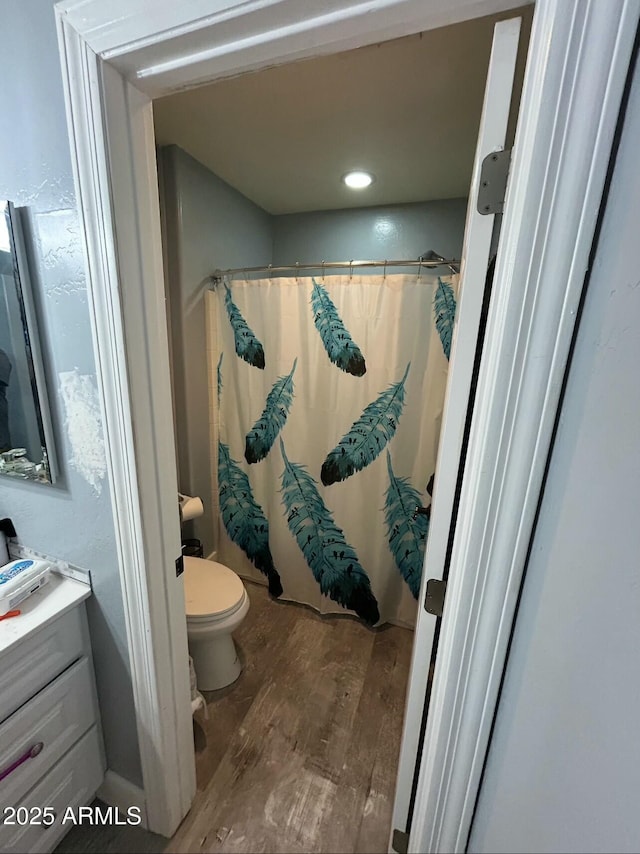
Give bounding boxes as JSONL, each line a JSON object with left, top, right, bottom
{"left": 391, "top": 828, "right": 409, "bottom": 854}
{"left": 477, "top": 148, "right": 511, "bottom": 215}
{"left": 424, "top": 577, "right": 446, "bottom": 617}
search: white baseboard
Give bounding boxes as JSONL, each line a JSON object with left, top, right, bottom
{"left": 97, "top": 770, "right": 148, "bottom": 828}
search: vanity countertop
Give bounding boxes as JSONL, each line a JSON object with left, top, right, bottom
{"left": 0, "top": 573, "right": 91, "bottom": 657}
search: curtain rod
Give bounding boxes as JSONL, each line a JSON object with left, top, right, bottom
{"left": 211, "top": 256, "right": 460, "bottom": 282}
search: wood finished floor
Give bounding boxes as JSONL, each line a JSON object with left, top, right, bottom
{"left": 57, "top": 581, "right": 413, "bottom": 854}
{"left": 172, "top": 581, "right": 413, "bottom": 854}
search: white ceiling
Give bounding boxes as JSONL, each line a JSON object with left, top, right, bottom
{"left": 153, "top": 8, "right": 531, "bottom": 215}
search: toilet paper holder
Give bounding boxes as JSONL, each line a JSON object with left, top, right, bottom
{"left": 178, "top": 493, "right": 204, "bottom": 523}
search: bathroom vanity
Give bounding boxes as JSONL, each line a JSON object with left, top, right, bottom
{"left": 0, "top": 572, "right": 104, "bottom": 852}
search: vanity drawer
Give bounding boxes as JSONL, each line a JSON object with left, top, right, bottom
{"left": 0, "top": 725, "right": 103, "bottom": 853}
{"left": 0, "top": 607, "right": 85, "bottom": 723}
{"left": 0, "top": 657, "right": 96, "bottom": 807}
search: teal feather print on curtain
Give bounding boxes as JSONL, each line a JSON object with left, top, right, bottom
{"left": 245, "top": 359, "right": 297, "bottom": 464}
{"left": 311, "top": 279, "right": 366, "bottom": 376}
{"left": 216, "top": 352, "right": 223, "bottom": 405}
{"left": 433, "top": 277, "right": 456, "bottom": 361}
{"left": 384, "top": 451, "right": 428, "bottom": 599}
{"left": 224, "top": 283, "right": 265, "bottom": 369}
{"left": 321, "top": 363, "right": 410, "bottom": 486}
{"left": 280, "top": 440, "right": 379, "bottom": 625}
{"left": 218, "top": 441, "right": 283, "bottom": 597}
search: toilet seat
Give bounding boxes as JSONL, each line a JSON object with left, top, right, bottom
{"left": 183, "top": 556, "right": 246, "bottom": 622}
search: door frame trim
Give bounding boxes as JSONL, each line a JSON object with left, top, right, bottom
{"left": 53, "top": 0, "right": 638, "bottom": 845}
{"left": 391, "top": 15, "right": 521, "bottom": 842}
{"left": 409, "top": 2, "right": 639, "bottom": 850}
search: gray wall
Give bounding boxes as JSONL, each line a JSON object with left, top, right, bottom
{"left": 0, "top": 1, "right": 141, "bottom": 786}
{"left": 272, "top": 199, "right": 467, "bottom": 267}
{"left": 159, "top": 146, "right": 273, "bottom": 556}
{"left": 469, "top": 56, "right": 640, "bottom": 854}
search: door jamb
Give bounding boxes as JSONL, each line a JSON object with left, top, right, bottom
{"left": 54, "top": 0, "right": 639, "bottom": 844}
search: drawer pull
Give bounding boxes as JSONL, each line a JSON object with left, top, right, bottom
{"left": 0, "top": 742, "right": 43, "bottom": 782}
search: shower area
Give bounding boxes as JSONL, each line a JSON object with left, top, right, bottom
{"left": 152, "top": 7, "right": 508, "bottom": 636}
{"left": 158, "top": 136, "right": 468, "bottom": 633}
{"left": 208, "top": 264, "right": 458, "bottom": 628}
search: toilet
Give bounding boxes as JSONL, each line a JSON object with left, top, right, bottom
{"left": 183, "top": 556, "right": 250, "bottom": 691}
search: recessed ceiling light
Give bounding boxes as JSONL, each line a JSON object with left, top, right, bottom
{"left": 342, "top": 170, "right": 375, "bottom": 189}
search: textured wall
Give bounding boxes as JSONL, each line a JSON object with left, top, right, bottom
{"left": 272, "top": 199, "right": 467, "bottom": 269}
{"left": 159, "top": 146, "right": 274, "bottom": 556}
{"left": 0, "top": 1, "right": 141, "bottom": 786}
{"left": 469, "top": 57, "right": 640, "bottom": 854}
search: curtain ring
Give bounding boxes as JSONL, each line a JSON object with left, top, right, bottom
{"left": 417, "top": 259, "right": 423, "bottom": 280}
{"left": 383, "top": 259, "right": 388, "bottom": 279}
{"left": 268, "top": 263, "right": 273, "bottom": 280}
{"left": 295, "top": 261, "right": 300, "bottom": 281}
{"left": 349, "top": 259, "right": 354, "bottom": 280}
{"left": 243, "top": 267, "right": 248, "bottom": 283}
{"left": 322, "top": 260, "right": 326, "bottom": 281}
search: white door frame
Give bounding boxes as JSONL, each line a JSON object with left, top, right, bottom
{"left": 54, "top": 0, "right": 638, "bottom": 845}
{"left": 392, "top": 15, "right": 522, "bottom": 845}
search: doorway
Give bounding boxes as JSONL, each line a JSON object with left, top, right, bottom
{"left": 55, "top": 0, "right": 636, "bottom": 849}
{"left": 152, "top": 11, "right": 529, "bottom": 851}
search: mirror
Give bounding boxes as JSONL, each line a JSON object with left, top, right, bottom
{"left": 0, "top": 201, "right": 56, "bottom": 482}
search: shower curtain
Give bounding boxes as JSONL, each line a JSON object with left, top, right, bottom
{"left": 206, "top": 273, "right": 458, "bottom": 628}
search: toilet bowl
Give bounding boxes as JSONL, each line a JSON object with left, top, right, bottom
{"left": 183, "top": 556, "right": 250, "bottom": 691}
